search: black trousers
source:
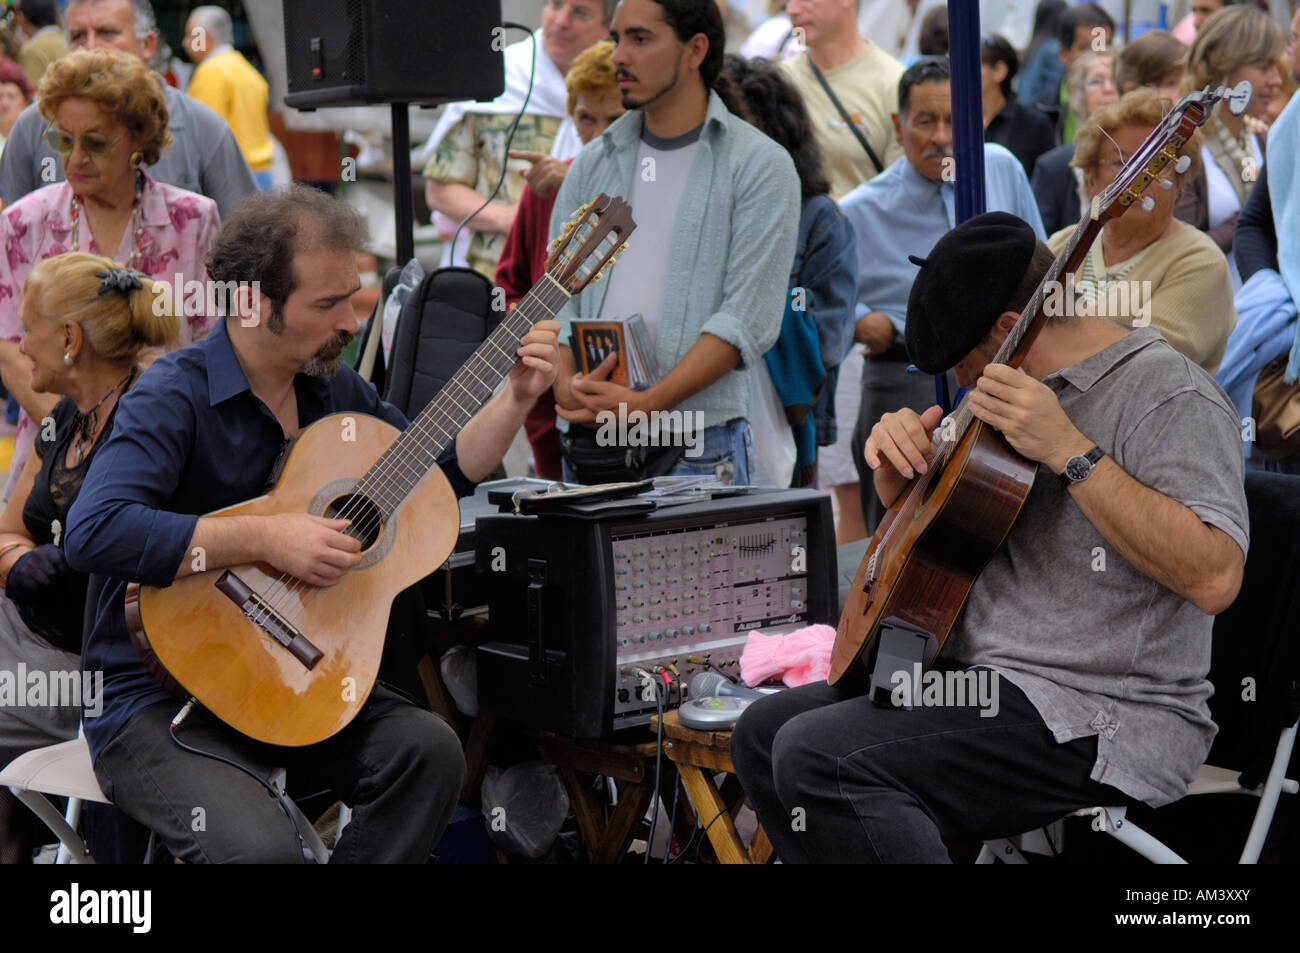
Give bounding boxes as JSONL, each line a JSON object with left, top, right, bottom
{"left": 730, "top": 676, "right": 1134, "bottom": 863}
{"left": 93, "top": 686, "right": 465, "bottom": 864}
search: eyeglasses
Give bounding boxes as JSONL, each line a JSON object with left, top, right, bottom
{"left": 42, "top": 125, "right": 123, "bottom": 158}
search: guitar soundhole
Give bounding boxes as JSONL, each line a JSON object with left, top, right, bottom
{"left": 323, "top": 494, "right": 384, "bottom": 550}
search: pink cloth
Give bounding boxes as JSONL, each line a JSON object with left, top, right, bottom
{"left": 0, "top": 172, "right": 222, "bottom": 500}
{"left": 740, "top": 623, "right": 837, "bottom": 688}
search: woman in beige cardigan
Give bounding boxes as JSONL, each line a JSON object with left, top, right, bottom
{"left": 1046, "top": 89, "right": 1236, "bottom": 375}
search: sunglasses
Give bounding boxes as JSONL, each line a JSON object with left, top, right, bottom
{"left": 43, "top": 126, "right": 123, "bottom": 158}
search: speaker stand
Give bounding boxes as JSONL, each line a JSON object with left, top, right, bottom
{"left": 392, "top": 102, "right": 415, "bottom": 266}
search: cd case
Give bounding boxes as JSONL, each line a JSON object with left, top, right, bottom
{"left": 571, "top": 314, "right": 661, "bottom": 390}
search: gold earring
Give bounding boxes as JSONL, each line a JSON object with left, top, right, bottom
{"left": 130, "top": 150, "right": 144, "bottom": 167}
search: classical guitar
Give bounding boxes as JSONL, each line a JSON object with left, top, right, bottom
{"left": 830, "top": 82, "right": 1253, "bottom": 689}
{"left": 126, "top": 194, "right": 636, "bottom": 745}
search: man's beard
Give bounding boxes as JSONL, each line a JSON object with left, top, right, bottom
{"left": 619, "top": 63, "right": 681, "bottom": 111}
{"left": 301, "top": 332, "right": 352, "bottom": 377}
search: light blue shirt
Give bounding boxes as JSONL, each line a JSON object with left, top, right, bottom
{"left": 839, "top": 143, "right": 1046, "bottom": 336}
{"left": 549, "top": 90, "right": 800, "bottom": 429}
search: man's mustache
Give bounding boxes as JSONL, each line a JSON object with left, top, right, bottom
{"left": 922, "top": 147, "right": 953, "bottom": 160}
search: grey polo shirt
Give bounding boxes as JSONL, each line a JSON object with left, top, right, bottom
{"left": 0, "top": 82, "right": 255, "bottom": 218}
{"left": 947, "top": 327, "right": 1249, "bottom": 807}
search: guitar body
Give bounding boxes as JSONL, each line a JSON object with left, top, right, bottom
{"left": 131, "top": 413, "right": 459, "bottom": 746}
{"left": 830, "top": 421, "right": 1036, "bottom": 688}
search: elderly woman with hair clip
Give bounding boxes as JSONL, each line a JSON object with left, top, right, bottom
{"left": 0, "top": 253, "right": 177, "bottom": 863}
{"left": 1048, "top": 87, "right": 1235, "bottom": 376}
{"left": 0, "top": 47, "right": 220, "bottom": 503}
{"left": 1174, "top": 5, "right": 1286, "bottom": 288}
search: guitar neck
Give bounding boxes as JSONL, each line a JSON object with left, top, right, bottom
{"left": 356, "top": 273, "right": 570, "bottom": 516}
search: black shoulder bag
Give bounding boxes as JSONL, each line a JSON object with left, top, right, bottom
{"left": 807, "top": 56, "right": 884, "bottom": 176}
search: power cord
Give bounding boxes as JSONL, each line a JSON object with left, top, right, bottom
{"left": 167, "top": 700, "right": 316, "bottom": 862}
{"left": 447, "top": 22, "right": 537, "bottom": 267}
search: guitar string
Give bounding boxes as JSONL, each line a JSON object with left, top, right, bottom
{"left": 251, "top": 279, "right": 568, "bottom": 623}
{"left": 250, "top": 271, "right": 581, "bottom": 625}
{"left": 249, "top": 281, "right": 568, "bottom": 625}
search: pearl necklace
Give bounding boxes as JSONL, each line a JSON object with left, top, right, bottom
{"left": 68, "top": 173, "right": 146, "bottom": 268}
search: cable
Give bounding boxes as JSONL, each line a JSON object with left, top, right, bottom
{"left": 447, "top": 22, "right": 537, "bottom": 268}
{"left": 167, "top": 700, "right": 315, "bottom": 861}
{"left": 644, "top": 676, "right": 665, "bottom": 864}
{"left": 662, "top": 770, "right": 681, "bottom": 864}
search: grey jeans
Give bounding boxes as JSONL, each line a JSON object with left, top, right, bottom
{"left": 93, "top": 686, "right": 465, "bottom": 863}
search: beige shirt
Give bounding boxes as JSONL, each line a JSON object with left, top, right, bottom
{"left": 1047, "top": 223, "right": 1237, "bottom": 375}
{"left": 781, "top": 45, "right": 904, "bottom": 198}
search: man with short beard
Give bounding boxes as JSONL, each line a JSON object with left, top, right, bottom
{"left": 550, "top": 0, "right": 799, "bottom": 484}
{"left": 64, "top": 187, "right": 561, "bottom": 863}
{"left": 839, "top": 56, "right": 1044, "bottom": 533}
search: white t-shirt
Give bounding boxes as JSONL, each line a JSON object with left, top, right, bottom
{"left": 597, "top": 123, "right": 703, "bottom": 344}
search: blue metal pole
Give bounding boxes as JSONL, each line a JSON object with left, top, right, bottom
{"left": 948, "top": 0, "right": 985, "bottom": 224}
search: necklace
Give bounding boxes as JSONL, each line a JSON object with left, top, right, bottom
{"left": 1209, "top": 113, "right": 1254, "bottom": 187}
{"left": 68, "top": 172, "right": 146, "bottom": 268}
{"left": 71, "top": 367, "right": 136, "bottom": 466}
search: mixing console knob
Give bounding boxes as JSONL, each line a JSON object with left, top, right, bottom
{"left": 681, "top": 625, "right": 695, "bottom": 636}
{"left": 666, "top": 629, "right": 679, "bottom": 638}
{"left": 650, "top": 631, "right": 663, "bottom": 641}
{"left": 699, "top": 623, "right": 712, "bottom": 633}
{"left": 790, "top": 599, "right": 805, "bottom": 610}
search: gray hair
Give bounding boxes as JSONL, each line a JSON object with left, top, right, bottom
{"left": 187, "top": 5, "right": 233, "bottom": 49}
{"left": 65, "top": 0, "right": 158, "bottom": 42}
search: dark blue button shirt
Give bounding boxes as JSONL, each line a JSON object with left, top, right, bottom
{"left": 65, "top": 318, "right": 474, "bottom": 761}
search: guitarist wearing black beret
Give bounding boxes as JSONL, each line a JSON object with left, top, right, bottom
{"left": 732, "top": 212, "right": 1248, "bottom": 863}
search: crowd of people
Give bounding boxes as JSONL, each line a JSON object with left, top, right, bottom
{"left": 0, "top": 0, "right": 1295, "bottom": 865}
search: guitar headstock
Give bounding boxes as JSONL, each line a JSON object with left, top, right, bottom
{"left": 547, "top": 194, "right": 636, "bottom": 294}
{"left": 1092, "top": 80, "right": 1252, "bottom": 222}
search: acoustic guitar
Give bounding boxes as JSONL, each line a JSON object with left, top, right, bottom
{"left": 830, "top": 83, "right": 1252, "bottom": 689}
{"left": 126, "top": 194, "right": 636, "bottom": 745}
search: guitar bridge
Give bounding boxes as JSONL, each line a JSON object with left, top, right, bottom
{"left": 215, "top": 571, "right": 324, "bottom": 670}
{"left": 861, "top": 549, "right": 879, "bottom": 604}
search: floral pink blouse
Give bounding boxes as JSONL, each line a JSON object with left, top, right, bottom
{"left": 0, "top": 172, "right": 222, "bottom": 499}
{"left": 0, "top": 172, "right": 221, "bottom": 344}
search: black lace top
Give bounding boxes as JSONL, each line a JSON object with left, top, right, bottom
{"left": 17, "top": 396, "right": 122, "bottom": 652}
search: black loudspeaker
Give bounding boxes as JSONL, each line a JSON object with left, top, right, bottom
{"left": 282, "top": 0, "right": 506, "bottom": 109}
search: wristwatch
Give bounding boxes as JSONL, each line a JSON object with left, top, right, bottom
{"left": 1060, "top": 445, "right": 1104, "bottom": 488}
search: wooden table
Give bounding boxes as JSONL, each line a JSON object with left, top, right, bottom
{"left": 649, "top": 711, "right": 774, "bottom": 864}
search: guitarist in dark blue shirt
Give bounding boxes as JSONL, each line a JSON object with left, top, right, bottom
{"left": 65, "top": 186, "right": 560, "bottom": 863}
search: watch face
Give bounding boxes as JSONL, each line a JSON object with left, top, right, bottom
{"left": 1065, "top": 456, "right": 1092, "bottom": 482}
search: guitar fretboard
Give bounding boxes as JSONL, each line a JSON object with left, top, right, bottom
{"left": 355, "top": 273, "right": 570, "bottom": 516}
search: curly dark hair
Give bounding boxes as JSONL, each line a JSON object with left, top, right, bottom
{"left": 649, "top": 0, "right": 747, "bottom": 117}
{"left": 721, "top": 54, "right": 829, "bottom": 199}
{"left": 206, "top": 184, "right": 369, "bottom": 324}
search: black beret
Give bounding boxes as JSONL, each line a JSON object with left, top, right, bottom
{"left": 904, "top": 212, "right": 1037, "bottom": 374}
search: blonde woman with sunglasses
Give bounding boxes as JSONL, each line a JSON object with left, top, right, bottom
{"left": 0, "top": 48, "right": 219, "bottom": 502}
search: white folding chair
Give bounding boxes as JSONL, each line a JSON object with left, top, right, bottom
{"left": 2, "top": 732, "right": 331, "bottom": 864}
{"left": 977, "top": 724, "right": 1299, "bottom": 864}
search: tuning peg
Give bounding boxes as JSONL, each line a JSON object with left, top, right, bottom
{"left": 1140, "top": 196, "right": 1155, "bottom": 211}
{"left": 1174, "top": 155, "right": 1191, "bottom": 174}
{"left": 593, "top": 271, "right": 605, "bottom": 283}
{"left": 1227, "top": 79, "right": 1253, "bottom": 116}
{"left": 618, "top": 242, "right": 629, "bottom": 253}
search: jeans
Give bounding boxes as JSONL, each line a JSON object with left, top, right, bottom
{"left": 666, "top": 418, "right": 754, "bottom": 485}
{"left": 730, "top": 676, "right": 1133, "bottom": 863}
{"left": 93, "top": 686, "right": 465, "bottom": 863}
